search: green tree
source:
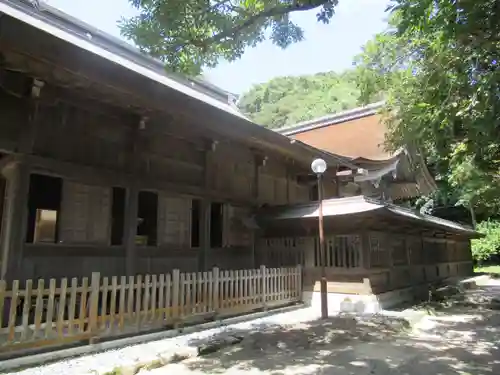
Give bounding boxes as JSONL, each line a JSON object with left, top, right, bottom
{"left": 472, "top": 221, "right": 500, "bottom": 262}
{"left": 355, "top": 0, "right": 500, "bottom": 217}
{"left": 238, "top": 70, "right": 364, "bottom": 128}
{"left": 120, "top": 0, "right": 339, "bottom": 75}
{"left": 353, "top": 12, "right": 409, "bottom": 105}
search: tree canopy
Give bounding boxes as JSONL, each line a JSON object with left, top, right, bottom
{"left": 355, "top": 0, "right": 500, "bottom": 217}
{"left": 120, "top": 0, "right": 339, "bottom": 75}
{"left": 238, "top": 70, "right": 364, "bottom": 128}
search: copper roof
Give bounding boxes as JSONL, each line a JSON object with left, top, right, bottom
{"left": 276, "top": 103, "right": 391, "bottom": 160}
{"left": 276, "top": 103, "right": 438, "bottom": 199}
{"left": 258, "top": 196, "right": 480, "bottom": 237}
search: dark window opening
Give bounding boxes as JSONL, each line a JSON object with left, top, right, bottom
{"left": 191, "top": 199, "right": 201, "bottom": 248}
{"left": 26, "top": 174, "right": 62, "bottom": 243}
{"left": 210, "top": 202, "right": 223, "bottom": 248}
{"left": 137, "top": 191, "right": 158, "bottom": 247}
{"left": 111, "top": 187, "right": 126, "bottom": 246}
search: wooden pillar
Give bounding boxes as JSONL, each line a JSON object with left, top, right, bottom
{"left": 204, "top": 141, "right": 216, "bottom": 190}
{"left": 124, "top": 183, "right": 139, "bottom": 276}
{"left": 253, "top": 155, "right": 261, "bottom": 201}
{"left": 285, "top": 164, "right": 291, "bottom": 204}
{"left": 1, "top": 161, "right": 31, "bottom": 281}
{"left": 199, "top": 140, "right": 217, "bottom": 271}
{"left": 385, "top": 233, "right": 393, "bottom": 268}
{"left": 252, "top": 158, "right": 260, "bottom": 201}
{"left": 0, "top": 79, "right": 41, "bottom": 281}
{"left": 123, "top": 117, "right": 143, "bottom": 276}
{"left": 405, "top": 236, "right": 412, "bottom": 266}
{"left": 361, "top": 232, "right": 371, "bottom": 270}
{"left": 199, "top": 199, "right": 210, "bottom": 271}
{"left": 251, "top": 229, "right": 257, "bottom": 269}
{"left": 334, "top": 167, "right": 340, "bottom": 198}
{"left": 303, "top": 236, "right": 316, "bottom": 269}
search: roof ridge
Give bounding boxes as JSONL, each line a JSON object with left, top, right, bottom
{"left": 275, "top": 101, "right": 385, "bottom": 135}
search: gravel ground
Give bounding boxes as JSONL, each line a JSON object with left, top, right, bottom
{"left": 5, "top": 278, "right": 500, "bottom": 375}
{"left": 141, "top": 279, "right": 500, "bottom": 375}
{"left": 2, "top": 307, "right": 323, "bottom": 375}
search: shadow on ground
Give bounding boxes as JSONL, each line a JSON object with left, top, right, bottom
{"left": 156, "top": 285, "right": 500, "bottom": 375}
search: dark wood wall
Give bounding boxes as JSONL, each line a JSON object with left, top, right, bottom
{"left": 0, "top": 80, "right": 313, "bottom": 281}
{"left": 256, "top": 211, "right": 475, "bottom": 295}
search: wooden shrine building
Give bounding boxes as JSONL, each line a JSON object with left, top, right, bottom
{"left": 0, "top": 0, "right": 477, "bottom": 315}
{"left": 0, "top": 0, "right": 358, "bottom": 283}
{"left": 257, "top": 196, "right": 478, "bottom": 312}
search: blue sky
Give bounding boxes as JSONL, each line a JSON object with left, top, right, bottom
{"left": 45, "top": 0, "right": 390, "bottom": 94}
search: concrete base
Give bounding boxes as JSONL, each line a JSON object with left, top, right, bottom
{"left": 303, "top": 285, "right": 428, "bottom": 314}
{"left": 303, "top": 275, "right": 485, "bottom": 314}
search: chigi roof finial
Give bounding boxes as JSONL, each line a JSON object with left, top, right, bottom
{"left": 26, "top": 0, "right": 42, "bottom": 10}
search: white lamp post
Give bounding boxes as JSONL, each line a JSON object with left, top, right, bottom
{"left": 311, "top": 158, "right": 328, "bottom": 319}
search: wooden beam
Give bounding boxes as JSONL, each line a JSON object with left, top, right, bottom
{"left": 18, "top": 152, "right": 257, "bottom": 206}
{"left": 39, "top": 83, "right": 217, "bottom": 151}
{"left": 0, "top": 154, "right": 20, "bottom": 177}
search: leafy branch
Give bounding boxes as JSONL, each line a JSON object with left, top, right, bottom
{"left": 120, "top": 0, "right": 338, "bottom": 75}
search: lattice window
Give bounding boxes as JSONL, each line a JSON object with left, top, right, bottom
{"left": 391, "top": 237, "right": 407, "bottom": 265}
{"left": 157, "top": 195, "right": 191, "bottom": 247}
{"left": 259, "top": 237, "right": 305, "bottom": 267}
{"left": 369, "top": 233, "right": 385, "bottom": 268}
{"left": 59, "top": 181, "right": 111, "bottom": 244}
{"left": 222, "top": 204, "right": 252, "bottom": 248}
{"left": 315, "top": 235, "right": 361, "bottom": 268}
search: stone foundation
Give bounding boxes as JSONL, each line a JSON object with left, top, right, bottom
{"left": 303, "top": 285, "right": 430, "bottom": 314}
{"left": 302, "top": 275, "right": 482, "bottom": 314}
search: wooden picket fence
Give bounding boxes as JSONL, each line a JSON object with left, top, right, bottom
{"left": 0, "top": 265, "right": 302, "bottom": 355}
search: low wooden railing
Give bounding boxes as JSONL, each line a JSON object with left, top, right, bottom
{"left": 0, "top": 265, "right": 302, "bottom": 354}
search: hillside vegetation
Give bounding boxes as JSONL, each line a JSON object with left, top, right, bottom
{"left": 237, "top": 70, "right": 375, "bottom": 129}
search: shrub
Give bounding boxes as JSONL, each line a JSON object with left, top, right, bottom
{"left": 472, "top": 220, "right": 500, "bottom": 262}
